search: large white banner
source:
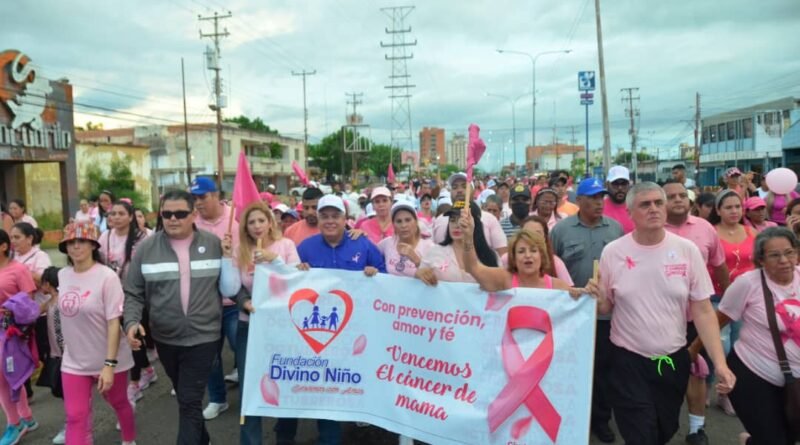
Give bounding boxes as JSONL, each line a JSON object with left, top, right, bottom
{"left": 242, "top": 263, "right": 596, "bottom": 445}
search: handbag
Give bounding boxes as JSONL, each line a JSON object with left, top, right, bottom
{"left": 760, "top": 270, "right": 800, "bottom": 437}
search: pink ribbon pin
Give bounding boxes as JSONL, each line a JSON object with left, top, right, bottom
{"left": 776, "top": 299, "right": 800, "bottom": 346}
{"left": 488, "top": 306, "right": 561, "bottom": 442}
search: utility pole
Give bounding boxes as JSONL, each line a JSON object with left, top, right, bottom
{"left": 594, "top": 0, "right": 612, "bottom": 172}
{"left": 621, "top": 87, "right": 640, "bottom": 181}
{"left": 694, "top": 92, "right": 701, "bottom": 185}
{"left": 292, "top": 69, "right": 316, "bottom": 172}
{"left": 381, "top": 6, "right": 416, "bottom": 166}
{"left": 199, "top": 11, "right": 231, "bottom": 192}
{"left": 181, "top": 58, "right": 192, "bottom": 186}
{"left": 553, "top": 125, "right": 559, "bottom": 170}
{"left": 346, "top": 92, "right": 363, "bottom": 181}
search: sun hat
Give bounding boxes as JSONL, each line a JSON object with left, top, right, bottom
{"left": 58, "top": 220, "right": 100, "bottom": 253}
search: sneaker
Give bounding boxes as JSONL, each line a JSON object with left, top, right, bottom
{"left": 0, "top": 423, "right": 25, "bottom": 445}
{"left": 686, "top": 428, "right": 709, "bottom": 445}
{"left": 224, "top": 369, "right": 239, "bottom": 383}
{"left": 127, "top": 384, "right": 143, "bottom": 405}
{"left": 202, "top": 402, "right": 229, "bottom": 420}
{"left": 122, "top": 442, "right": 137, "bottom": 445}
{"left": 717, "top": 393, "right": 736, "bottom": 416}
{"left": 51, "top": 427, "right": 65, "bottom": 444}
{"left": 138, "top": 368, "right": 158, "bottom": 391}
{"left": 19, "top": 418, "right": 37, "bottom": 433}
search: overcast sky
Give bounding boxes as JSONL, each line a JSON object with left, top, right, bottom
{"left": 4, "top": 0, "right": 799, "bottom": 171}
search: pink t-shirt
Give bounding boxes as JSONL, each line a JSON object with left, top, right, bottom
{"left": 58, "top": 264, "right": 134, "bottom": 375}
{"left": 236, "top": 237, "right": 299, "bottom": 322}
{"left": 500, "top": 253, "right": 574, "bottom": 286}
{"left": 719, "top": 267, "right": 800, "bottom": 386}
{"left": 195, "top": 204, "right": 240, "bottom": 246}
{"left": 745, "top": 219, "right": 777, "bottom": 233}
{"left": 603, "top": 198, "right": 634, "bottom": 234}
{"left": 362, "top": 218, "right": 394, "bottom": 245}
{"left": 769, "top": 192, "right": 800, "bottom": 225}
{"left": 432, "top": 212, "right": 508, "bottom": 251}
{"left": 169, "top": 234, "right": 194, "bottom": 315}
{"left": 16, "top": 214, "right": 37, "bottom": 228}
{"left": 420, "top": 244, "right": 476, "bottom": 283}
{"left": 378, "top": 237, "right": 435, "bottom": 277}
{"left": 14, "top": 247, "right": 52, "bottom": 306}
{"left": 417, "top": 212, "right": 434, "bottom": 225}
{"left": 0, "top": 260, "right": 36, "bottom": 303}
{"left": 713, "top": 227, "right": 756, "bottom": 295}
{"left": 599, "top": 232, "right": 713, "bottom": 357}
{"left": 98, "top": 230, "right": 128, "bottom": 273}
{"left": 665, "top": 215, "right": 725, "bottom": 268}
{"left": 284, "top": 220, "right": 319, "bottom": 246}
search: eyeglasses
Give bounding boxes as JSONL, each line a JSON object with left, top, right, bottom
{"left": 764, "top": 249, "right": 798, "bottom": 262}
{"left": 161, "top": 210, "right": 192, "bottom": 220}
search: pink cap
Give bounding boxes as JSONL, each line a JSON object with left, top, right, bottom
{"left": 371, "top": 186, "right": 392, "bottom": 200}
{"left": 295, "top": 202, "right": 303, "bottom": 212}
{"left": 744, "top": 196, "right": 767, "bottom": 211}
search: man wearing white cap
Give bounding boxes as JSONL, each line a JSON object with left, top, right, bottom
{"left": 432, "top": 173, "right": 508, "bottom": 256}
{"left": 604, "top": 165, "right": 635, "bottom": 234}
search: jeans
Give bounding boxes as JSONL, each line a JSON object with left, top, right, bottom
{"left": 157, "top": 340, "right": 221, "bottom": 445}
{"left": 236, "top": 320, "right": 262, "bottom": 445}
{"left": 275, "top": 418, "right": 341, "bottom": 445}
{"left": 207, "top": 305, "right": 239, "bottom": 403}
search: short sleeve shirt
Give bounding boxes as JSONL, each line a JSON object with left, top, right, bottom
{"left": 378, "top": 237, "right": 434, "bottom": 277}
{"left": 665, "top": 215, "right": 725, "bottom": 268}
{"left": 0, "top": 261, "right": 36, "bottom": 304}
{"left": 550, "top": 215, "right": 622, "bottom": 287}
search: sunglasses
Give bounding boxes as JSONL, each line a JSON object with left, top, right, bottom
{"left": 161, "top": 210, "right": 192, "bottom": 220}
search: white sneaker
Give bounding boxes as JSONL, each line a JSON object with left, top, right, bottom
{"left": 122, "top": 441, "right": 137, "bottom": 445}
{"left": 224, "top": 369, "right": 239, "bottom": 383}
{"left": 52, "top": 427, "right": 66, "bottom": 444}
{"left": 202, "top": 402, "right": 229, "bottom": 420}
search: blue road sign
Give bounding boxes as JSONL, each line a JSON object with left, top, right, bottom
{"left": 578, "top": 71, "right": 596, "bottom": 91}
{"left": 581, "top": 99, "right": 594, "bottom": 105}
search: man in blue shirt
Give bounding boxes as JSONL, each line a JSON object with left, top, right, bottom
{"left": 276, "top": 194, "right": 385, "bottom": 445}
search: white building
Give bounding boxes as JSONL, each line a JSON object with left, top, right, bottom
{"left": 446, "top": 133, "right": 467, "bottom": 169}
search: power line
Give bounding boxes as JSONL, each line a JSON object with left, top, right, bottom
{"left": 199, "top": 9, "right": 231, "bottom": 191}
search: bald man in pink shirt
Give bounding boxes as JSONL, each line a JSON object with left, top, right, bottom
{"left": 587, "top": 182, "right": 735, "bottom": 445}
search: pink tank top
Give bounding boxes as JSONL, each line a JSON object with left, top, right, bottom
{"left": 713, "top": 226, "right": 756, "bottom": 295}
{"left": 511, "top": 273, "right": 553, "bottom": 289}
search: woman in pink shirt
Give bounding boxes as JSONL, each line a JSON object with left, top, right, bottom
{"left": 710, "top": 190, "right": 757, "bottom": 294}
{"left": 498, "top": 216, "right": 574, "bottom": 285}
{"left": 0, "top": 229, "right": 38, "bottom": 444}
{"left": 7, "top": 199, "right": 37, "bottom": 228}
{"left": 531, "top": 188, "right": 565, "bottom": 229}
{"left": 98, "top": 201, "right": 156, "bottom": 405}
{"left": 766, "top": 190, "right": 799, "bottom": 226}
{"left": 134, "top": 208, "right": 154, "bottom": 238}
{"left": 415, "top": 202, "right": 497, "bottom": 285}
{"left": 219, "top": 201, "right": 299, "bottom": 443}
{"left": 416, "top": 194, "right": 434, "bottom": 225}
{"left": 378, "top": 200, "right": 434, "bottom": 277}
{"left": 361, "top": 187, "right": 394, "bottom": 244}
{"left": 58, "top": 221, "right": 136, "bottom": 445}
{"left": 690, "top": 227, "right": 800, "bottom": 445}
{"left": 743, "top": 197, "right": 777, "bottom": 233}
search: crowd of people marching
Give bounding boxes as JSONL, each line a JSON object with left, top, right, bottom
{"left": 0, "top": 163, "right": 797, "bottom": 445}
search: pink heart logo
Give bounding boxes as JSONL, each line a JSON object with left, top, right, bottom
{"left": 288, "top": 288, "right": 353, "bottom": 354}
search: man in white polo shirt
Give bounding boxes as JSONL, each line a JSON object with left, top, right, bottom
{"left": 587, "top": 182, "right": 736, "bottom": 445}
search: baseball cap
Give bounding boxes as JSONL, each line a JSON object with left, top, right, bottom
{"left": 371, "top": 186, "right": 392, "bottom": 200}
{"left": 281, "top": 210, "right": 299, "bottom": 220}
{"left": 190, "top": 177, "right": 218, "bottom": 195}
{"left": 607, "top": 165, "right": 630, "bottom": 183}
{"left": 478, "top": 189, "right": 496, "bottom": 205}
{"left": 391, "top": 200, "right": 417, "bottom": 219}
{"left": 725, "top": 167, "right": 742, "bottom": 178}
{"left": 273, "top": 203, "right": 290, "bottom": 213}
{"left": 317, "top": 195, "right": 345, "bottom": 213}
{"left": 447, "top": 172, "right": 468, "bottom": 188}
{"left": 744, "top": 196, "right": 767, "bottom": 211}
{"left": 577, "top": 177, "right": 608, "bottom": 196}
{"left": 510, "top": 184, "right": 531, "bottom": 200}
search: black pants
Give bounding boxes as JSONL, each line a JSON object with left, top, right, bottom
{"left": 591, "top": 319, "right": 614, "bottom": 427}
{"left": 728, "top": 349, "right": 798, "bottom": 445}
{"left": 608, "top": 344, "right": 690, "bottom": 445}
{"left": 156, "top": 339, "right": 221, "bottom": 445}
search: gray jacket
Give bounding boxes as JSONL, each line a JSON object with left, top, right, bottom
{"left": 123, "top": 230, "right": 223, "bottom": 347}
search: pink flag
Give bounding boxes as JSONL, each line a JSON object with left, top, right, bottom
{"left": 388, "top": 163, "right": 396, "bottom": 183}
{"left": 466, "top": 124, "right": 487, "bottom": 182}
{"left": 232, "top": 151, "right": 261, "bottom": 220}
{"left": 291, "top": 160, "right": 309, "bottom": 186}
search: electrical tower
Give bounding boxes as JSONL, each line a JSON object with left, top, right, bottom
{"left": 343, "top": 92, "right": 371, "bottom": 184}
{"left": 292, "top": 69, "right": 316, "bottom": 171}
{"left": 621, "top": 87, "right": 640, "bottom": 181}
{"left": 199, "top": 11, "right": 231, "bottom": 192}
{"left": 380, "top": 6, "right": 416, "bottom": 163}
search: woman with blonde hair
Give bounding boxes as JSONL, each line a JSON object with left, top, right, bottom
{"left": 219, "top": 201, "right": 299, "bottom": 445}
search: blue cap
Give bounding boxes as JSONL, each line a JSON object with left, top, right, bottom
{"left": 190, "top": 177, "right": 218, "bottom": 195}
{"left": 577, "top": 177, "right": 607, "bottom": 196}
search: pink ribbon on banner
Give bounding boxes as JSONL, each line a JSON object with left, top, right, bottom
{"left": 776, "top": 299, "right": 800, "bottom": 346}
{"left": 488, "top": 306, "right": 561, "bottom": 442}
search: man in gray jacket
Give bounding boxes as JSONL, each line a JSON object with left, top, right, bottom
{"left": 124, "top": 190, "right": 223, "bottom": 445}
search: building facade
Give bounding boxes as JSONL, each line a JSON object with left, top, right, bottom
{"left": 699, "top": 97, "right": 799, "bottom": 186}
{"left": 419, "top": 127, "right": 445, "bottom": 166}
{"left": 0, "top": 49, "right": 78, "bottom": 226}
{"left": 77, "top": 123, "right": 306, "bottom": 196}
{"left": 445, "top": 133, "right": 466, "bottom": 170}
{"left": 525, "top": 143, "right": 584, "bottom": 174}
{"left": 75, "top": 142, "right": 153, "bottom": 210}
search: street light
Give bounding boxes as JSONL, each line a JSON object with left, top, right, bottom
{"left": 486, "top": 92, "right": 532, "bottom": 174}
{"left": 496, "top": 48, "right": 572, "bottom": 159}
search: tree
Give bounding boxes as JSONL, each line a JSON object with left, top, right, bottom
{"left": 613, "top": 151, "right": 654, "bottom": 165}
{"left": 570, "top": 157, "right": 588, "bottom": 179}
{"left": 83, "top": 156, "right": 148, "bottom": 207}
{"left": 308, "top": 129, "right": 403, "bottom": 181}
{"left": 224, "top": 115, "right": 279, "bottom": 135}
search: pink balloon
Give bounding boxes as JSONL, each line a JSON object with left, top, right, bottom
{"left": 766, "top": 168, "right": 798, "bottom": 195}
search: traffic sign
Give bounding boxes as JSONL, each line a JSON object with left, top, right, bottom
{"left": 581, "top": 99, "right": 594, "bottom": 105}
{"left": 578, "top": 71, "right": 596, "bottom": 91}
